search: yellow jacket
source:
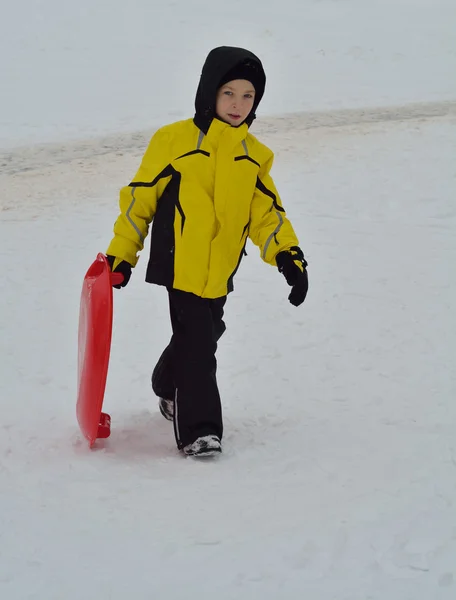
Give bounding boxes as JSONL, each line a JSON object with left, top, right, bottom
{"left": 106, "top": 117, "right": 299, "bottom": 298}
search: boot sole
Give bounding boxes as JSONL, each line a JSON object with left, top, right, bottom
{"left": 184, "top": 448, "right": 222, "bottom": 458}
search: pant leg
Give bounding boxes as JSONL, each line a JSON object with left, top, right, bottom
{"left": 151, "top": 344, "right": 174, "bottom": 399}
{"left": 151, "top": 292, "right": 183, "bottom": 399}
{"left": 170, "top": 289, "right": 226, "bottom": 448}
{"left": 210, "top": 296, "right": 227, "bottom": 343}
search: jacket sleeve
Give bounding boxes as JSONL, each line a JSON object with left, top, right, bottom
{"left": 248, "top": 153, "right": 299, "bottom": 266}
{"left": 106, "top": 128, "right": 173, "bottom": 267}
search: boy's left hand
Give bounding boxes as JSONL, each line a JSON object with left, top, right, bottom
{"left": 276, "top": 246, "right": 308, "bottom": 307}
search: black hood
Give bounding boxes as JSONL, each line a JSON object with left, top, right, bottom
{"left": 194, "top": 46, "right": 266, "bottom": 134}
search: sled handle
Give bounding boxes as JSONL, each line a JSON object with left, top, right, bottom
{"left": 110, "top": 273, "right": 124, "bottom": 286}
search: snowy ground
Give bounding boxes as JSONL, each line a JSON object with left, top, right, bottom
{"left": 1, "top": 100, "right": 455, "bottom": 599}
{"left": 2, "top": 0, "right": 456, "bottom": 148}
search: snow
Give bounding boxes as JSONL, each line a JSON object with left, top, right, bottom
{"left": 1, "top": 0, "right": 456, "bottom": 148}
{"left": 1, "top": 1, "right": 456, "bottom": 599}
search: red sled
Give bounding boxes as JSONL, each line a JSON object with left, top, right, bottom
{"left": 77, "top": 253, "right": 123, "bottom": 447}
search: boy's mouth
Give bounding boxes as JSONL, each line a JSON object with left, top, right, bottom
{"left": 228, "top": 113, "right": 241, "bottom": 120}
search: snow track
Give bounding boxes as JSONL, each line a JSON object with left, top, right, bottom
{"left": 1, "top": 99, "right": 455, "bottom": 177}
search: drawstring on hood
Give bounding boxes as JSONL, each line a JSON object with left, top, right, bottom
{"left": 194, "top": 46, "right": 266, "bottom": 134}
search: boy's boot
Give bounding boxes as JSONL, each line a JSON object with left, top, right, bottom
{"left": 158, "top": 397, "right": 174, "bottom": 421}
{"left": 152, "top": 344, "right": 175, "bottom": 421}
{"left": 183, "top": 435, "right": 222, "bottom": 457}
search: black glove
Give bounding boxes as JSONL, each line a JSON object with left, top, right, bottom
{"left": 106, "top": 255, "right": 132, "bottom": 289}
{"left": 276, "top": 246, "right": 308, "bottom": 307}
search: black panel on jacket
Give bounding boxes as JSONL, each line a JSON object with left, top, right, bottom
{"left": 146, "top": 170, "right": 182, "bottom": 288}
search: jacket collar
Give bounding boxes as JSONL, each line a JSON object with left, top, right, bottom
{"left": 203, "top": 118, "right": 248, "bottom": 151}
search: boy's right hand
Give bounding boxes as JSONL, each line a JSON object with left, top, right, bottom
{"left": 106, "top": 255, "right": 132, "bottom": 289}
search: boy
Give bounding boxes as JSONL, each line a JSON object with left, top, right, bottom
{"left": 105, "top": 46, "right": 309, "bottom": 457}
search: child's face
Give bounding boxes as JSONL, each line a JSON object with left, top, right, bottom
{"left": 216, "top": 79, "right": 256, "bottom": 127}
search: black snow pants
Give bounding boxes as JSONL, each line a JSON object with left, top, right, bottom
{"left": 152, "top": 289, "right": 227, "bottom": 448}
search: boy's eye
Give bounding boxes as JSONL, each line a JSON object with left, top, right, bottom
{"left": 224, "top": 91, "right": 233, "bottom": 96}
{"left": 244, "top": 94, "right": 253, "bottom": 99}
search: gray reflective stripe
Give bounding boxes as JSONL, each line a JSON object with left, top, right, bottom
{"left": 174, "top": 388, "right": 181, "bottom": 443}
{"left": 242, "top": 140, "right": 249, "bottom": 156}
{"left": 126, "top": 188, "right": 145, "bottom": 243}
{"left": 262, "top": 211, "right": 283, "bottom": 260}
{"left": 197, "top": 130, "right": 205, "bottom": 150}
